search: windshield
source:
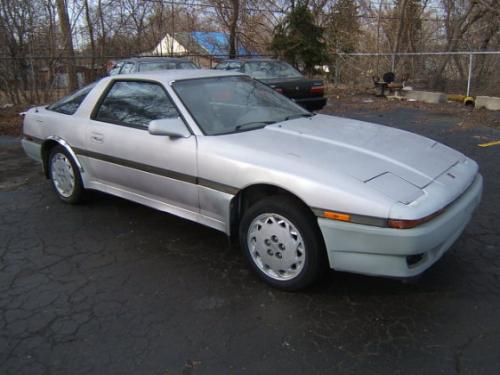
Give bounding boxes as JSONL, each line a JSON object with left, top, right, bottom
{"left": 173, "top": 76, "right": 310, "bottom": 135}
{"left": 139, "top": 61, "right": 198, "bottom": 72}
{"left": 243, "top": 61, "right": 303, "bottom": 79}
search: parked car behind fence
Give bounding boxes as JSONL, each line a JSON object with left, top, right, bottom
{"left": 215, "top": 58, "right": 327, "bottom": 111}
{"left": 108, "top": 57, "right": 199, "bottom": 75}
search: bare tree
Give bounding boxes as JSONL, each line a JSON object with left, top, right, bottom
{"left": 431, "top": 0, "right": 492, "bottom": 88}
{"left": 83, "top": 0, "right": 96, "bottom": 81}
{"left": 55, "top": 0, "right": 78, "bottom": 91}
{"left": 97, "top": 0, "right": 106, "bottom": 58}
{"left": 211, "top": 0, "right": 241, "bottom": 58}
{"left": 229, "top": 0, "right": 240, "bottom": 57}
{"left": 1, "top": 0, "right": 499, "bottom": 104}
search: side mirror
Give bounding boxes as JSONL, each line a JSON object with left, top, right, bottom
{"left": 148, "top": 118, "right": 190, "bottom": 138}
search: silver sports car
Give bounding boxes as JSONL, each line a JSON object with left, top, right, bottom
{"left": 22, "top": 70, "right": 482, "bottom": 290}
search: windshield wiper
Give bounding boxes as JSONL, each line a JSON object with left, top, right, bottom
{"left": 234, "top": 121, "right": 276, "bottom": 131}
{"left": 282, "top": 113, "right": 315, "bottom": 121}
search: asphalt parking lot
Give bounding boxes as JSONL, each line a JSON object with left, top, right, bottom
{"left": 1, "top": 106, "right": 499, "bottom": 374}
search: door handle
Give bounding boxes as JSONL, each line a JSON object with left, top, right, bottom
{"left": 90, "top": 132, "right": 104, "bottom": 143}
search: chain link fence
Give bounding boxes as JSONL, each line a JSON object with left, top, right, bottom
{"left": 0, "top": 54, "right": 262, "bottom": 106}
{"left": 331, "top": 52, "right": 500, "bottom": 97}
{"left": 0, "top": 56, "right": 102, "bottom": 105}
{"left": 1, "top": 52, "right": 499, "bottom": 106}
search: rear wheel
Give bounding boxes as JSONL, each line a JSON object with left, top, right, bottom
{"left": 239, "top": 196, "right": 327, "bottom": 290}
{"left": 48, "top": 145, "right": 85, "bottom": 204}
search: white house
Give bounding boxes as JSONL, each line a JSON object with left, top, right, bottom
{"left": 150, "top": 32, "right": 254, "bottom": 67}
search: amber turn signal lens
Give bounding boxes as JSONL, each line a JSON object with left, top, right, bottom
{"left": 323, "top": 211, "right": 351, "bottom": 222}
{"left": 388, "top": 209, "right": 444, "bottom": 229}
{"left": 387, "top": 219, "right": 422, "bottom": 229}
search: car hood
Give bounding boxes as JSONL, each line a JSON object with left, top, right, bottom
{"left": 223, "top": 114, "right": 466, "bottom": 191}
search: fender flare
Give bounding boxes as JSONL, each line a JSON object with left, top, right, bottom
{"left": 43, "top": 136, "right": 84, "bottom": 176}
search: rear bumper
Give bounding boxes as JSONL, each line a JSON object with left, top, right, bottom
{"left": 21, "top": 138, "right": 42, "bottom": 163}
{"left": 318, "top": 174, "right": 483, "bottom": 278}
{"left": 294, "top": 97, "right": 327, "bottom": 111}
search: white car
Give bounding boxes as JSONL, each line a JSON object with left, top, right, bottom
{"left": 21, "top": 70, "right": 482, "bottom": 290}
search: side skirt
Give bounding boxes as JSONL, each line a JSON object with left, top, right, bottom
{"left": 85, "top": 180, "right": 228, "bottom": 233}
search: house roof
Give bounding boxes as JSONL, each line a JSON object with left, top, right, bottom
{"left": 174, "top": 32, "right": 253, "bottom": 56}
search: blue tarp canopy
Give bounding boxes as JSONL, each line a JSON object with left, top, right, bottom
{"left": 190, "top": 32, "right": 252, "bottom": 56}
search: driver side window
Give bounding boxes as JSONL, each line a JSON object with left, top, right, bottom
{"left": 94, "top": 81, "right": 179, "bottom": 129}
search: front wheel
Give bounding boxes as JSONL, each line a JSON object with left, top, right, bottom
{"left": 239, "top": 196, "right": 327, "bottom": 290}
{"left": 48, "top": 145, "right": 85, "bottom": 204}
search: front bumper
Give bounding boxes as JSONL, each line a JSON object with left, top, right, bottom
{"left": 294, "top": 97, "right": 327, "bottom": 111}
{"left": 318, "top": 174, "right": 483, "bottom": 278}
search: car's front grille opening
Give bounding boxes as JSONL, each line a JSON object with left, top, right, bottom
{"left": 406, "top": 253, "right": 426, "bottom": 268}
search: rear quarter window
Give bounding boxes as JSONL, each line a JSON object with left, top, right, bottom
{"left": 47, "top": 83, "right": 96, "bottom": 115}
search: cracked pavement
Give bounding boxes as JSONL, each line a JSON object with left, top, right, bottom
{"left": 1, "top": 107, "right": 499, "bottom": 374}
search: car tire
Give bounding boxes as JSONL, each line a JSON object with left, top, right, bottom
{"left": 48, "top": 145, "right": 85, "bottom": 204}
{"left": 239, "top": 195, "right": 327, "bottom": 290}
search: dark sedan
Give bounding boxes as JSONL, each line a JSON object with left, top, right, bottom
{"left": 214, "top": 59, "right": 327, "bottom": 111}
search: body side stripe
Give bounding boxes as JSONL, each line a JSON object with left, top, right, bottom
{"left": 73, "top": 147, "right": 238, "bottom": 195}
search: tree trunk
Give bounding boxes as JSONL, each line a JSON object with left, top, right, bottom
{"left": 55, "top": 0, "right": 78, "bottom": 91}
{"left": 84, "top": 0, "right": 96, "bottom": 82}
{"left": 475, "top": 20, "right": 497, "bottom": 85}
{"left": 45, "top": 0, "right": 56, "bottom": 101}
{"left": 97, "top": 0, "right": 106, "bottom": 66}
{"left": 228, "top": 0, "right": 240, "bottom": 58}
{"left": 430, "top": 2, "right": 480, "bottom": 89}
{"left": 392, "top": 0, "right": 409, "bottom": 72}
